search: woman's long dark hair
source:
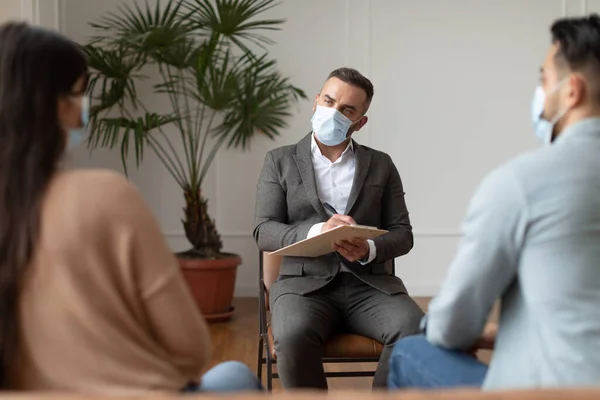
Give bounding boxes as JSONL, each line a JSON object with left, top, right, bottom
{"left": 0, "top": 22, "right": 87, "bottom": 388}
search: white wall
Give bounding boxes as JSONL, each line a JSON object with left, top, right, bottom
{"left": 19, "top": 0, "right": 597, "bottom": 297}
{"left": 0, "top": 0, "right": 61, "bottom": 27}
{"left": 0, "top": 1, "right": 21, "bottom": 22}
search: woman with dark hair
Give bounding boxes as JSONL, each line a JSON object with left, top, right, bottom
{"left": 0, "top": 22, "right": 260, "bottom": 394}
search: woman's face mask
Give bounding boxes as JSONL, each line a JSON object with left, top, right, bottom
{"left": 68, "top": 95, "right": 89, "bottom": 149}
{"left": 62, "top": 94, "right": 90, "bottom": 150}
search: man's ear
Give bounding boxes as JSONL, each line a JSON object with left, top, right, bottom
{"left": 567, "top": 73, "right": 586, "bottom": 109}
{"left": 354, "top": 116, "right": 368, "bottom": 131}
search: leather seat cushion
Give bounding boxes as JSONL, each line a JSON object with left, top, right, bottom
{"left": 267, "top": 325, "right": 384, "bottom": 359}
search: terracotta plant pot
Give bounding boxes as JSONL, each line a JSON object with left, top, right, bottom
{"left": 178, "top": 253, "right": 241, "bottom": 322}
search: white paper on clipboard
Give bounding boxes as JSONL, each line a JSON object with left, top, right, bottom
{"left": 268, "top": 225, "right": 388, "bottom": 258}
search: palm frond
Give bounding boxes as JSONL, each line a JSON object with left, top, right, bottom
{"left": 212, "top": 53, "right": 307, "bottom": 149}
{"left": 88, "top": 113, "right": 179, "bottom": 174}
{"left": 84, "top": 44, "right": 146, "bottom": 116}
{"left": 91, "top": 0, "right": 183, "bottom": 37}
{"left": 184, "top": 0, "right": 285, "bottom": 51}
{"left": 193, "top": 48, "right": 239, "bottom": 111}
{"left": 89, "top": 0, "right": 200, "bottom": 66}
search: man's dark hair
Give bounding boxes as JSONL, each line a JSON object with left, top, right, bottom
{"left": 327, "top": 67, "right": 374, "bottom": 105}
{"left": 551, "top": 14, "right": 600, "bottom": 101}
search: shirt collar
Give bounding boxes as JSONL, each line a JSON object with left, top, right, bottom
{"left": 554, "top": 117, "right": 600, "bottom": 144}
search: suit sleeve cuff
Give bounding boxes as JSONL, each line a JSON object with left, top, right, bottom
{"left": 359, "top": 239, "right": 377, "bottom": 265}
{"left": 307, "top": 223, "right": 325, "bottom": 239}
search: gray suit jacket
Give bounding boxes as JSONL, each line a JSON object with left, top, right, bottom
{"left": 253, "top": 133, "right": 413, "bottom": 303}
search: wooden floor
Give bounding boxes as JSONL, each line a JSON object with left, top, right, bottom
{"left": 207, "top": 297, "right": 493, "bottom": 391}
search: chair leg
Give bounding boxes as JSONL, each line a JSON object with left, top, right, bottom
{"left": 266, "top": 348, "right": 273, "bottom": 391}
{"left": 257, "top": 335, "right": 264, "bottom": 382}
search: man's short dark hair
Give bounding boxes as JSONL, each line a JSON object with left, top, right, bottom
{"left": 327, "top": 67, "right": 374, "bottom": 105}
{"left": 551, "top": 14, "right": 600, "bottom": 102}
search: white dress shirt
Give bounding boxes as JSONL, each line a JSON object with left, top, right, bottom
{"left": 306, "top": 134, "right": 376, "bottom": 267}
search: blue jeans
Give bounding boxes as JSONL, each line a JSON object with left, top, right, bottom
{"left": 388, "top": 335, "right": 488, "bottom": 389}
{"left": 183, "top": 361, "right": 263, "bottom": 392}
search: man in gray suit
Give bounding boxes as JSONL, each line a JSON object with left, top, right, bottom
{"left": 253, "top": 68, "right": 423, "bottom": 389}
{"left": 388, "top": 14, "right": 600, "bottom": 390}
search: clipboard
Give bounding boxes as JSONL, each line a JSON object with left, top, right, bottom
{"left": 269, "top": 225, "right": 388, "bottom": 257}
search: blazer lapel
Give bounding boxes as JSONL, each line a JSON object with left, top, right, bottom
{"left": 344, "top": 140, "right": 371, "bottom": 214}
{"left": 293, "top": 133, "right": 329, "bottom": 220}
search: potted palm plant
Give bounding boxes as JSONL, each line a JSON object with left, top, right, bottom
{"left": 83, "top": 0, "right": 306, "bottom": 321}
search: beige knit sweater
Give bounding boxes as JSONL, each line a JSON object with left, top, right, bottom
{"left": 13, "top": 169, "right": 211, "bottom": 394}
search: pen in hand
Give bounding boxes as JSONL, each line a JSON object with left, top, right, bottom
{"left": 322, "top": 202, "right": 356, "bottom": 227}
{"left": 322, "top": 202, "right": 338, "bottom": 217}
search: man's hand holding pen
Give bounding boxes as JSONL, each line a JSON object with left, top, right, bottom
{"left": 322, "top": 202, "right": 370, "bottom": 262}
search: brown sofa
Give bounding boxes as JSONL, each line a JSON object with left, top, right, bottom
{"left": 1, "top": 389, "right": 600, "bottom": 399}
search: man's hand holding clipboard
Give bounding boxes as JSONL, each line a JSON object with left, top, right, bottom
{"left": 268, "top": 203, "right": 387, "bottom": 259}
{"left": 322, "top": 202, "right": 372, "bottom": 262}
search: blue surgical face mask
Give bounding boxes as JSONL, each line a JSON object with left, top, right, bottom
{"left": 311, "top": 105, "right": 358, "bottom": 146}
{"left": 68, "top": 96, "right": 90, "bottom": 150}
{"left": 531, "top": 79, "right": 569, "bottom": 145}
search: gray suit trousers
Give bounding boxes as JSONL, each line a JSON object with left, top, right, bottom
{"left": 271, "top": 272, "right": 424, "bottom": 389}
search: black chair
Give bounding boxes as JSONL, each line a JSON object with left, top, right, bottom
{"left": 257, "top": 250, "right": 395, "bottom": 390}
